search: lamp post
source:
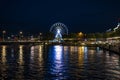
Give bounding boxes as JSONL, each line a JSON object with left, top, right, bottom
{"left": 19, "top": 31, "right": 23, "bottom": 41}
{"left": 2, "top": 30, "right": 6, "bottom": 41}
{"left": 78, "top": 32, "right": 84, "bottom": 41}
{"left": 39, "top": 33, "right": 42, "bottom": 41}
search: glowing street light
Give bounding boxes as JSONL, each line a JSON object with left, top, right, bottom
{"left": 20, "top": 31, "right": 23, "bottom": 35}
{"left": 78, "top": 32, "right": 83, "bottom": 37}
{"left": 2, "top": 30, "right": 6, "bottom": 41}
{"left": 39, "top": 33, "right": 42, "bottom": 35}
{"left": 19, "top": 31, "right": 23, "bottom": 41}
{"left": 39, "top": 33, "right": 42, "bottom": 41}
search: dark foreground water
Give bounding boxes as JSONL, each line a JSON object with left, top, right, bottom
{"left": 0, "top": 45, "right": 120, "bottom": 80}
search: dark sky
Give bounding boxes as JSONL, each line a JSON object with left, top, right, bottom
{"left": 0, "top": 0, "right": 120, "bottom": 34}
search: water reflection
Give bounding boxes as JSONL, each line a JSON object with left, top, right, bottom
{"left": 2, "top": 45, "right": 6, "bottom": 64}
{"left": 15, "top": 45, "right": 24, "bottom": 79}
{"left": 104, "top": 52, "right": 120, "bottom": 79}
{"left": 46, "top": 45, "right": 66, "bottom": 80}
{"left": 38, "top": 45, "right": 43, "bottom": 66}
{"left": 19, "top": 45, "right": 24, "bottom": 65}
{"left": 78, "top": 46, "right": 84, "bottom": 66}
{"left": 1, "top": 45, "right": 7, "bottom": 79}
{"left": 0, "top": 45, "right": 120, "bottom": 80}
{"left": 63, "top": 46, "right": 69, "bottom": 52}
{"left": 30, "top": 46, "right": 35, "bottom": 62}
{"left": 84, "top": 47, "right": 88, "bottom": 60}
{"left": 70, "top": 46, "right": 78, "bottom": 53}
{"left": 52, "top": 46, "right": 63, "bottom": 72}
{"left": 54, "top": 45, "right": 63, "bottom": 61}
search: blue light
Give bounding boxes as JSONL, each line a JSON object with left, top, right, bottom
{"left": 55, "top": 29, "right": 62, "bottom": 39}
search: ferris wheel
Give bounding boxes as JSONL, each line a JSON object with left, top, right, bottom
{"left": 50, "top": 22, "right": 68, "bottom": 35}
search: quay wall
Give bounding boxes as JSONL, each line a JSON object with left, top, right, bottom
{"left": 100, "top": 44, "right": 120, "bottom": 55}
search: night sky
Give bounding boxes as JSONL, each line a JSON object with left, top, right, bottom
{"left": 0, "top": 0, "right": 120, "bottom": 34}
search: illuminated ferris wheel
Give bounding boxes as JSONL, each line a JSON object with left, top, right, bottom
{"left": 50, "top": 22, "right": 68, "bottom": 42}
{"left": 50, "top": 22, "right": 68, "bottom": 35}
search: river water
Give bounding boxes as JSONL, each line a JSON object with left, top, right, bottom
{"left": 0, "top": 45, "right": 120, "bottom": 80}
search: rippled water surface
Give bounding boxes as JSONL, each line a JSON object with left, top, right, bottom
{"left": 0, "top": 45, "right": 120, "bottom": 80}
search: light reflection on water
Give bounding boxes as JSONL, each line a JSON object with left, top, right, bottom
{"left": 78, "top": 46, "right": 84, "bottom": 66}
{"left": 0, "top": 45, "right": 120, "bottom": 80}
{"left": 2, "top": 45, "right": 7, "bottom": 64}
{"left": 54, "top": 45, "right": 62, "bottom": 61}
{"left": 19, "top": 45, "right": 24, "bottom": 65}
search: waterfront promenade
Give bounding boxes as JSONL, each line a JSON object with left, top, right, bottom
{"left": 0, "top": 40, "right": 120, "bottom": 54}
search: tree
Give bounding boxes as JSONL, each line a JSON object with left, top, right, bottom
{"left": 86, "top": 33, "right": 96, "bottom": 38}
{"left": 42, "top": 32, "right": 54, "bottom": 40}
{"left": 95, "top": 32, "right": 103, "bottom": 38}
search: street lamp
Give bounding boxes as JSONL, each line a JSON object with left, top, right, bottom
{"left": 78, "top": 32, "right": 84, "bottom": 41}
{"left": 40, "top": 33, "right": 42, "bottom": 35}
{"left": 19, "top": 31, "right": 23, "bottom": 41}
{"left": 2, "top": 30, "right": 6, "bottom": 41}
{"left": 20, "top": 31, "right": 22, "bottom": 35}
{"left": 39, "top": 33, "right": 42, "bottom": 41}
{"left": 78, "top": 32, "right": 83, "bottom": 37}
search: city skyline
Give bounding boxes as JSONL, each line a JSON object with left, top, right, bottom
{"left": 0, "top": 0, "right": 120, "bottom": 33}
